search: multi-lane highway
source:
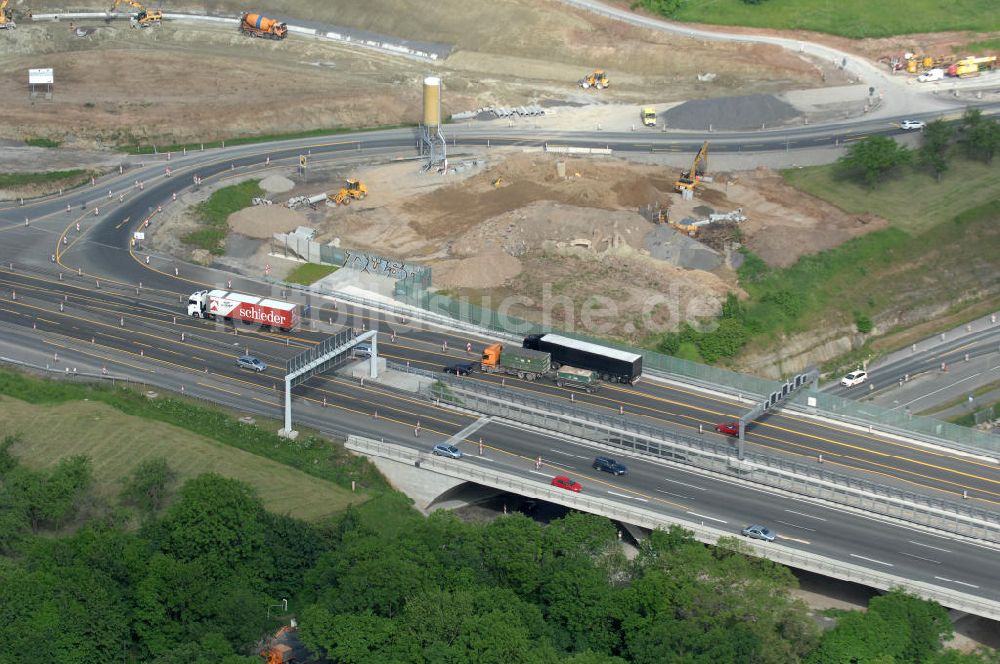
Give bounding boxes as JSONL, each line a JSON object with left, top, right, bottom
{"left": 2, "top": 257, "right": 1000, "bottom": 508}
{"left": 2, "top": 124, "right": 1000, "bottom": 509}
{"left": 2, "top": 118, "right": 1000, "bottom": 614}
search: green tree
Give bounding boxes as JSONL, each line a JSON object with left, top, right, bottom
{"left": 299, "top": 605, "right": 397, "bottom": 664}
{"left": 920, "top": 118, "right": 954, "bottom": 180}
{"left": 0, "top": 455, "right": 92, "bottom": 533}
{"left": 839, "top": 135, "right": 912, "bottom": 188}
{"left": 968, "top": 118, "right": 1000, "bottom": 164}
{"left": 305, "top": 533, "right": 437, "bottom": 618}
{"left": 806, "top": 590, "right": 952, "bottom": 664}
{"left": 636, "top": 0, "right": 685, "bottom": 17}
{"left": 120, "top": 457, "right": 177, "bottom": 514}
{"left": 158, "top": 474, "right": 267, "bottom": 582}
{"left": 0, "top": 433, "right": 20, "bottom": 474}
{"left": 480, "top": 513, "right": 545, "bottom": 597}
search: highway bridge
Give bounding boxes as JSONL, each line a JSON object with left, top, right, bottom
{"left": 2, "top": 120, "right": 1000, "bottom": 618}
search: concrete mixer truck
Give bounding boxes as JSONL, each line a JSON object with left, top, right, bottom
{"left": 239, "top": 11, "right": 287, "bottom": 40}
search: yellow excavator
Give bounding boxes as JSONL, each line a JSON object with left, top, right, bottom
{"left": 108, "top": 0, "right": 162, "bottom": 27}
{"left": 0, "top": 0, "right": 16, "bottom": 29}
{"left": 674, "top": 141, "right": 709, "bottom": 193}
{"left": 329, "top": 179, "right": 368, "bottom": 206}
{"left": 578, "top": 69, "right": 609, "bottom": 90}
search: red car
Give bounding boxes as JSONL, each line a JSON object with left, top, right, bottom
{"left": 714, "top": 422, "right": 739, "bottom": 437}
{"left": 551, "top": 475, "right": 583, "bottom": 492}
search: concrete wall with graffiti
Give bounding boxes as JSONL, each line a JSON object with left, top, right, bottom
{"left": 271, "top": 232, "right": 432, "bottom": 292}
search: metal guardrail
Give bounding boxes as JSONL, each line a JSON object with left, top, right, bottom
{"left": 345, "top": 434, "right": 1000, "bottom": 621}
{"left": 790, "top": 389, "right": 1000, "bottom": 457}
{"left": 270, "top": 267, "right": 1000, "bottom": 458}
{"left": 389, "top": 362, "right": 1000, "bottom": 544}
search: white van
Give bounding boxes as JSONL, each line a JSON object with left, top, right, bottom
{"left": 918, "top": 69, "right": 945, "bottom": 82}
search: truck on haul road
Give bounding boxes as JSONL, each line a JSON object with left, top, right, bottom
{"left": 480, "top": 343, "right": 601, "bottom": 392}
{"left": 187, "top": 289, "right": 298, "bottom": 331}
{"left": 523, "top": 333, "right": 642, "bottom": 384}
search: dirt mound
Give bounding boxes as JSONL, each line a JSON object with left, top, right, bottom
{"left": 433, "top": 253, "right": 523, "bottom": 289}
{"left": 449, "top": 202, "right": 648, "bottom": 259}
{"left": 407, "top": 153, "right": 672, "bottom": 238}
{"left": 260, "top": 175, "right": 295, "bottom": 194}
{"left": 669, "top": 168, "right": 889, "bottom": 267}
{"left": 228, "top": 206, "right": 305, "bottom": 239}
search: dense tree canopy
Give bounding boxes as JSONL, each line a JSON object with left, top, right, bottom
{"left": 0, "top": 443, "right": 995, "bottom": 664}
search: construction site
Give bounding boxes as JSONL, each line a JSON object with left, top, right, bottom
{"left": 1, "top": 1, "right": 997, "bottom": 345}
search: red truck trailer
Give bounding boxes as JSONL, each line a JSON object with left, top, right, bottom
{"left": 187, "top": 289, "right": 298, "bottom": 331}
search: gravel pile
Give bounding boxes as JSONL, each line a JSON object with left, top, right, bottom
{"left": 643, "top": 225, "right": 722, "bottom": 272}
{"left": 664, "top": 94, "right": 799, "bottom": 131}
{"left": 259, "top": 174, "right": 296, "bottom": 194}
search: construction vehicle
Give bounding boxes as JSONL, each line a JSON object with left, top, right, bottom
{"left": 480, "top": 342, "right": 604, "bottom": 390}
{"left": 0, "top": 0, "right": 15, "bottom": 29}
{"left": 948, "top": 56, "right": 997, "bottom": 78}
{"left": 108, "top": 0, "right": 162, "bottom": 27}
{"left": 524, "top": 333, "right": 641, "bottom": 384}
{"left": 674, "top": 141, "right": 709, "bottom": 193}
{"left": 578, "top": 69, "right": 609, "bottom": 90}
{"left": 553, "top": 366, "right": 600, "bottom": 393}
{"left": 239, "top": 12, "right": 287, "bottom": 40}
{"left": 328, "top": 179, "right": 368, "bottom": 206}
{"left": 260, "top": 624, "right": 298, "bottom": 663}
{"left": 641, "top": 107, "right": 656, "bottom": 127}
{"left": 481, "top": 343, "right": 551, "bottom": 380}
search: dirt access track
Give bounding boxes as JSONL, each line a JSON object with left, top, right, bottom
{"left": 4, "top": 0, "right": 830, "bottom": 145}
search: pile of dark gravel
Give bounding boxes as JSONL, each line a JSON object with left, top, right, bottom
{"left": 663, "top": 94, "right": 799, "bottom": 131}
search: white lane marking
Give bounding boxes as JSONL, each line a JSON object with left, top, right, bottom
{"left": 850, "top": 554, "right": 894, "bottom": 567}
{"left": 909, "top": 540, "right": 951, "bottom": 553}
{"left": 784, "top": 509, "right": 827, "bottom": 521}
{"left": 549, "top": 449, "right": 589, "bottom": 459}
{"left": 608, "top": 490, "right": 648, "bottom": 503}
{"left": 935, "top": 576, "right": 980, "bottom": 589}
{"left": 898, "top": 551, "right": 941, "bottom": 565}
{"left": 779, "top": 535, "right": 812, "bottom": 545}
{"left": 775, "top": 520, "right": 815, "bottom": 532}
{"left": 686, "top": 511, "right": 727, "bottom": 524}
{"left": 656, "top": 488, "right": 690, "bottom": 499}
{"left": 529, "top": 470, "right": 550, "bottom": 477}
{"left": 664, "top": 477, "right": 707, "bottom": 491}
{"left": 474, "top": 456, "right": 495, "bottom": 462}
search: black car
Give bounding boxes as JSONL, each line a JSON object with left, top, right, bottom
{"left": 443, "top": 362, "right": 475, "bottom": 376}
{"left": 593, "top": 456, "right": 627, "bottom": 476}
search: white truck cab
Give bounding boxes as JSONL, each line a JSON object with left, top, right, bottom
{"left": 188, "top": 290, "right": 209, "bottom": 318}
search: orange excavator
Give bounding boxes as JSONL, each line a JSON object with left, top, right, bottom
{"left": 260, "top": 625, "right": 297, "bottom": 663}
{"left": 108, "top": 0, "right": 162, "bottom": 27}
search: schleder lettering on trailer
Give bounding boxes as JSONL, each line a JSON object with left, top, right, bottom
{"left": 237, "top": 305, "right": 292, "bottom": 328}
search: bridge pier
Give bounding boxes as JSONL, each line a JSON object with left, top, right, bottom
{"left": 367, "top": 455, "right": 497, "bottom": 514}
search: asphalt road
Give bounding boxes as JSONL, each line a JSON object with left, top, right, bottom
{"left": 1, "top": 124, "right": 1000, "bottom": 510}
{"left": 825, "top": 322, "right": 1000, "bottom": 402}
{"left": 2, "top": 112, "right": 1000, "bottom": 607}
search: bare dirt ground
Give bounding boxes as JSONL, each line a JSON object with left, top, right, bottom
{"left": 2, "top": 0, "right": 833, "bottom": 145}
{"left": 673, "top": 169, "right": 889, "bottom": 268}
{"left": 177, "top": 150, "right": 887, "bottom": 341}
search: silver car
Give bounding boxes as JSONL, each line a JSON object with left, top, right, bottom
{"left": 432, "top": 444, "right": 463, "bottom": 459}
{"left": 236, "top": 355, "right": 267, "bottom": 372}
{"left": 741, "top": 525, "right": 776, "bottom": 542}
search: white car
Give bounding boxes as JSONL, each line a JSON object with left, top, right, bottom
{"left": 900, "top": 120, "right": 926, "bottom": 130}
{"left": 841, "top": 370, "right": 868, "bottom": 387}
